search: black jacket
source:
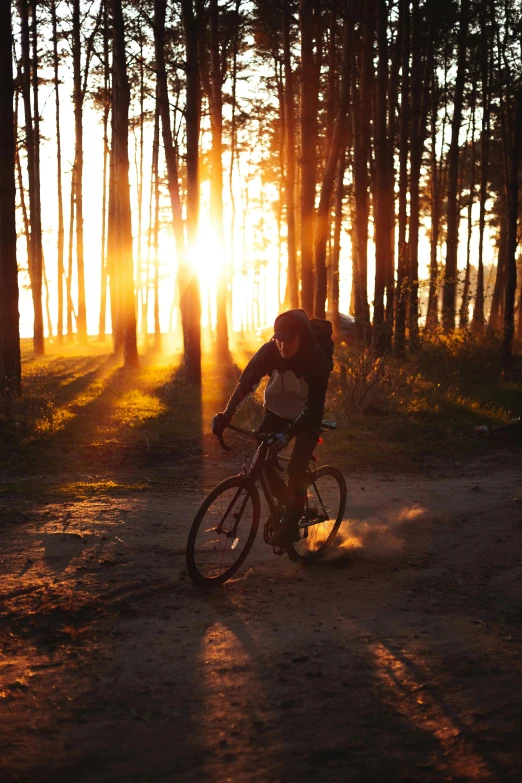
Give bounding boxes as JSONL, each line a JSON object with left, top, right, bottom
{"left": 224, "top": 310, "right": 331, "bottom": 440}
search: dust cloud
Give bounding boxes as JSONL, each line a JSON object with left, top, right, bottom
{"left": 328, "top": 505, "right": 436, "bottom": 561}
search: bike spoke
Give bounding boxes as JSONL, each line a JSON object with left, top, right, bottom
{"left": 188, "top": 483, "right": 256, "bottom": 582}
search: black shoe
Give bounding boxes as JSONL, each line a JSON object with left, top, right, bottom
{"left": 268, "top": 510, "right": 301, "bottom": 549}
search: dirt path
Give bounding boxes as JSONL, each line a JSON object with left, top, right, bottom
{"left": 2, "top": 451, "right": 522, "bottom": 782}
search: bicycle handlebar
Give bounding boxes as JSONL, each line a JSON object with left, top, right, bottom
{"left": 215, "top": 420, "right": 337, "bottom": 452}
{"left": 216, "top": 422, "right": 267, "bottom": 452}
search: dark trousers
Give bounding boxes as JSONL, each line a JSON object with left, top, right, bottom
{"left": 259, "top": 410, "right": 319, "bottom": 514}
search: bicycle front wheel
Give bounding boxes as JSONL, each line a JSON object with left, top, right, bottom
{"left": 186, "top": 476, "right": 260, "bottom": 588}
{"left": 287, "top": 465, "right": 346, "bottom": 562}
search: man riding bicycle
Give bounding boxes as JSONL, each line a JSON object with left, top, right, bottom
{"left": 212, "top": 308, "right": 332, "bottom": 550}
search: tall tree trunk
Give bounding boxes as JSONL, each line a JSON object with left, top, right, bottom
{"left": 152, "top": 102, "right": 160, "bottom": 350}
{"left": 299, "top": 0, "right": 318, "bottom": 315}
{"left": 181, "top": 0, "right": 202, "bottom": 384}
{"left": 395, "top": 0, "right": 410, "bottom": 356}
{"left": 228, "top": 0, "right": 240, "bottom": 287}
{"left": 20, "top": 0, "right": 44, "bottom": 355}
{"left": 408, "top": 0, "right": 433, "bottom": 344}
{"left": 442, "top": 0, "right": 470, "bottom": 331}
{"left": 51, "top": 0, "right": 64, "bottom": 344}
{"left": 314, "top": 11, "right": 350, "bottom": 319}
{"left": 473, "top": 14, "right": 490, "bottom": 334}
{"left": 72, "top": 0, "right": 87, "bottom": 342}
{"left": 503, "top": 88, "right": 522, "bottom": 359}
{"left": 154, "top": 0, "right": 186, "bottom": 343}
{"left": 490, "top": 211, "right": 507, "bottom": 330}
{"left": 282, "top": 0, "right": 298, "bottom": 308}
{"left": 15, "top": 90, "right": 32, "bottom": 273}
{"left": 31, "top": 0, "right": 45, "bottom": 351}
{"left": 99, "top": 0, "right": 110, "bottom": 341}
{"left": 135, "top": 37, "right": 145, "bottom": 343}
{"left": 384, "top": 2, "right": 402, "bottom": 334}
{"left": 460, "top": 86, "right": 477, "bottom": 329}
{"left": 352, "top": 0, "right": 372, "bottom": 344}
{"left": 108, "top": 0, "right": 138, "bottom": 367}
{"left": 66, "top": 169, "right": 76, "bottom": 339}
{"left": 209, "top": 0, "right": 229, "bottom": 357}
{"left": 0, "top": 0, "right": 21, "bottom": 390}
{"left": 42, "top": 254, "right": 53, "bottom": 339}
{"left": 330, "top": 147, "right": 346, "bottom": 335}
{"left": 373, "top": 0, "right": 389, "bottom": 350}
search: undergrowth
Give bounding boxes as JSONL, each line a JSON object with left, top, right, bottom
{"left": 328, "top": 331, "right": 522, "bottom": 470}
{"left": 2, "top": 333, "right": 522, "bottom": 480}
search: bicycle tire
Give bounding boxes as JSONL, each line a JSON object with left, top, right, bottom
{"left": 287, "top": 465, "right": 346, "bottom": 563}
{"left": 186, "top": 476, "right": 260, "bottom": 588}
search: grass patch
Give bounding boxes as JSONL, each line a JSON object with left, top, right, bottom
{"left": 55, "top": 480, "right": 151, "bottom": 500}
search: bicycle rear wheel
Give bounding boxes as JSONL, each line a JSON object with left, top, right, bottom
{"left": 186, "top": 476, "right": 260, "bottom": 588}
{"left": 287, "top": 465, "right": 346, "bottom": 562}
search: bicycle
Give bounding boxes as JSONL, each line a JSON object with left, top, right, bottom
{"left": 185, "top": 421, "right": 347, "bottom": 588}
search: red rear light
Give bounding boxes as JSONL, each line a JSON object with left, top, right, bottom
{"left": 317, "top": 437, "right": 323, "bottom": 444}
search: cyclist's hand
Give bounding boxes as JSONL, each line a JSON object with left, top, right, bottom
{"left": 268, "top": 432, "right": 288, "bottom": 454}
{"left": 212, "top": 412, "right": 230, "bottom": 438}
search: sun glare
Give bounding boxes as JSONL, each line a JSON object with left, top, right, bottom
{"left": 189, "top": 228, "right": 226, "bottom": 281}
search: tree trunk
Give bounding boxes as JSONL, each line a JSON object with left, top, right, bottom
{"left": 42, "top": 253, "right": 53, "bottom": 339}
{"left": 135, "top": 37, "right": 145, "bottom": 344}
{"left": 208, "top": 0, "right": 229, "bottom": 357}
{"left": 228, "top": 0, "right": 241, "bottom": 283}
{"left": 66, "top": 170, "right": 76, "bottom": 339}
{"left": 442, "top": 0, "right": 470, "bottom": 332}
{"left": 313, "top": 11, "right": 350, "bottom": 319}
{"left": 20, "top": 0, "right": 44, "bottom": 355}
{"left": 0, "top": 0, "right": 21, "bottom": 391}
{"left": 282, "top": 0, "right": 298, "bottom": 308}
{"left": 99, "top": 0, "right": 110, "bottom": 342}
{"left": 152, "top": 101, "right": 161, "bottom": 350}
{"left": 181, "top": 0, "right": 202, "bottom": 385}
{"left": 330, "top": 147, "right": 346, "bottom": 335}
{"left": 351, "top": 1, "right": 372, "bottom": 344}
{"left": 51, "top": 0, "right": 65, "bottom": 344}
{"left": 154, "top": 0, "right": 187, "bottom": 344}
{"left": 373, "top": 0, "right": 389, "bottom": 350}
{"left": 299, "top": 0, "right": 318, "bottom": 316}
{"left": 426, "top": 67, "right": 440, "bottom": 329}
{"left": 490, "top": 212, "right": 507, "bottom": 330}
{"left": 108, "top": 0, "right": 138, "bottom": 367}
{"left": 384, "top": 2, "right": 402, "bottom": 334}
{"left": 503, "top": 88, "right": 522, "bottom": 359}
{"left": 72, "top": 0, "right": 87, "bottom": 342}
{"left": 473, "top": 13, "right": 489, "bottom": 334}
{"left": 460, "top": 86, "right": 477, "bottom": 329}
{"left": 408, "top": 0, "right": 433, "bottom": 344}
{"left": 395, "top": 0, "right": 410, "bottom": 356}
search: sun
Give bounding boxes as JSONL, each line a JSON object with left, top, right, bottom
{"left": 188, "top": 227, "right": 226, "bottom": 283}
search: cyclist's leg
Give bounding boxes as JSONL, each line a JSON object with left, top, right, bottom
{"left": 287, "top": 429, "right": 320, "bottom": 515}
{"left": 258, "top": 410, "right": 291, "bottom": 504}
{"left": 269, "top": 428, "right": 318, "bottom": 547}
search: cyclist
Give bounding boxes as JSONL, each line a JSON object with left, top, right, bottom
{"left": 212, "top": 308, "right": 332, "bottom": 549}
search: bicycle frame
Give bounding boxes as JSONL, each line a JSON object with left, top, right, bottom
{"left": 220, "top": 423, "right": 331, "bottom": 537}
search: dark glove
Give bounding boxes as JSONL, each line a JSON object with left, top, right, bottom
{"left": 268, "top": 432, "right": 288, "bottom": 453}
{"left": 212, "top": 412, "right": 230, "bottom": 438}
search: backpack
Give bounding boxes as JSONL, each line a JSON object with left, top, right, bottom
{"left": 310, "top": 317, "right": 334, "bottom": 370}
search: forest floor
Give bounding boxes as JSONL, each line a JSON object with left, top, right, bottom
{"left": 2, "top": 340, "right": 522, "bottom": 782}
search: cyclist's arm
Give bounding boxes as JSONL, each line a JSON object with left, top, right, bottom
{"left": 223, "top": 343, "right": 274, "bottom": 419}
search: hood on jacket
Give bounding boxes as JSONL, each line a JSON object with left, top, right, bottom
{"left": 273, "top": 308, "right": 315, "bottom": 347}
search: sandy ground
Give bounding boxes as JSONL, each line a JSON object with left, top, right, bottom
{"left": 2, "top": 446, "right": 522, "bottom": 783}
